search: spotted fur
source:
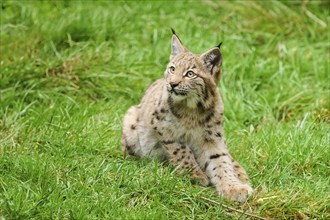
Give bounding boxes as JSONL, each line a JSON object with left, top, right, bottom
{"left": 121, "top": 31, "right": 253, "bottom": 202}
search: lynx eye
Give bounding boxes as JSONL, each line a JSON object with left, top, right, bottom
{"left": 185, "top": 71, "right": 196, "bottom": 78}
{"left": 169, "top": 66, "right": 175, "bottom": 73}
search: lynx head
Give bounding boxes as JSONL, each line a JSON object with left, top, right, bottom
{"left": 165, "top": 29, "right": 222, "bottom": 109}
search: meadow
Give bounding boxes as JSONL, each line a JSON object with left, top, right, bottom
{"left": 0, "top": 1, "right": 329, "bottom": 219}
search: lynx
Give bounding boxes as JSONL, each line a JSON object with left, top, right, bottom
{"left": 121, "top": 29, "right": 253, "bottom": 202}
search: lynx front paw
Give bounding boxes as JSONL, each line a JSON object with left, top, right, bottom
{"left": 218, "top": 184, "right": 253, "bottom": 202}
{"left": 190, "top": 172, "right": 210, "bottom": 186}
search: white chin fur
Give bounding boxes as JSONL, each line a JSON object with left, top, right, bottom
{"left": 186, "top": 96, "right": 199, "bottom": 109}
{"left": 171, "top": 93, "right": 186, "bottom": 101}
{"left": 171, "top": 93, "right": 199, "bottom": 109}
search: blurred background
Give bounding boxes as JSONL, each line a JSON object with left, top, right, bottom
{"left": 1, "top": 0, "right": 328, "bottom": 122}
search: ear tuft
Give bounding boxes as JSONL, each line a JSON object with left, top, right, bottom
{"left": 170, "top": 27, "right": 176, "bottom": 35}
{"left": 216, "top": 42, "right": 222, "bottom": 49}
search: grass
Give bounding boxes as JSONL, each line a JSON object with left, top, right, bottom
{"left": 0, "top": 0, "right": 329, "bottom": 219}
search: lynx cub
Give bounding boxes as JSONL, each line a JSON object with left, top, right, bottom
{"left": 122, "top": 30, "right": 253, "bottom": 202}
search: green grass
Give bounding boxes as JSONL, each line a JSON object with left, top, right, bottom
{"left": 0, "top": 0, "right": 329, "bottom": 219}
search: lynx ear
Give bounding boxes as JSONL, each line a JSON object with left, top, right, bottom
{"left": 170, "top": 28, "right": 187, "bottom": 60}
{"left": 201, "top": 47, "right": 222, "bottom": 83}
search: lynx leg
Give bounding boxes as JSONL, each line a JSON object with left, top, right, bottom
{"left": 122, "top": 105, "right": 141, "bottom": 157}
{"left": 232, "top": 160, "right": 250, "bottom": 184}
{"left": 199, "top": 143, "right": 253, "bottom": 202}
{"left": 162, "top": 141, "right": 209, "bottom": 186}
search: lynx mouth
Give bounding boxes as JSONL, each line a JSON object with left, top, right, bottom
{"left": 168, "top": 88, "right": 188, "bottom": 96}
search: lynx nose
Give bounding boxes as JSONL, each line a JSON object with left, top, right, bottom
{"left": 169, "top": 82, "right": 179, "bottom": 89}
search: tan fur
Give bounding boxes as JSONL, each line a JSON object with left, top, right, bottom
{"left": 122, "top": 32, "right": 253, "bottom": 202}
